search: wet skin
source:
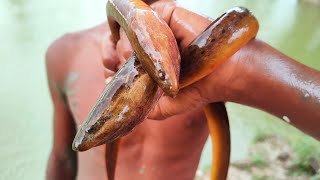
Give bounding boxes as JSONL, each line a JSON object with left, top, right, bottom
{"left": 46, "top": 1, "right": 320, "bottom": 180}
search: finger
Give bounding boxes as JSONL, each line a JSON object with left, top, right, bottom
{"left": 169, "top": 7, "right": 212, "bottom": 50}
{"left": 116, "top": 28, "right": 133, "bottom": 70}
{"left": 104, "top": 68, "right": 115, "bottom": 79}
{"left": 149, "top": 0, "right": 176, "bottom": 24}
{"left": 101, "top": 31, "right": 121, "bottom": 71}
{"left": 148, "top": 83, "right": 209, "bottom": 120}
{"left": 148, "top": 2, "right": 211, "bottom": 51}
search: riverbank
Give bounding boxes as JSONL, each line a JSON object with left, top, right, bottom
{"left": 300, "top": 0, "right": 320, "bottom": 5}
{"left": 196, "top": 135, "right": 320, "bottom": 180}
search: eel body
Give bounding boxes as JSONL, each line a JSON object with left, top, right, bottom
{"left": 179, "top": 7, "right": 259, "bottom": 88}
{"left": 205, "top": 103, "right": 230, "bottom": 180}
{"left": 72, "top": 1, "right": 259, "bottom": 180}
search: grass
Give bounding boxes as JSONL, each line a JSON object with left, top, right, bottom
{"left": 252, "top": 133, "right": 270, "bottom": 143}
{"left": 251, "top": 132, "right": 320, "bottom": 177}
{"left": 252, "top": 175, "right": 271, "bottom": 180}
{"left": 251, "top": 152, "right": 268, "bottom": 169}
{"left": 288, "top": 156, "right": 319, "bottom": 176}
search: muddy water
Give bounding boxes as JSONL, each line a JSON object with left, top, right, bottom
{"left": 0, "top": 0, "right": 319, "bottom": 179}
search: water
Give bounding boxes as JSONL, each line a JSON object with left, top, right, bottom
{"left": 0, "top": 0, "right": 319, "bottom": 179}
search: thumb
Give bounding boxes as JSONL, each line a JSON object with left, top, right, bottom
{"left": 116, "top": 28, "right": 133, "bottom": 70}
{"left": 101, "top": 29, "right": 121, "bottom": 71}
{"left": 148, "top": 85, "right": 209, "bottom": 120}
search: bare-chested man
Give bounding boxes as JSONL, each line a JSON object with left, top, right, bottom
{"left": 46, "top": 1, "right": 320, "bottom": 180}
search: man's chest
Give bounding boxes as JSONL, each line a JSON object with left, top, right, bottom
{"left": 62, "top": 63, "right": 107, "bottom": 125}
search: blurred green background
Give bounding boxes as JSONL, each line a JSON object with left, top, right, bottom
{"left": 0, "top": 0, "right": 319, "bottom": 179}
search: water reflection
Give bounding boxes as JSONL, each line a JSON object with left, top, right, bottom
{"left": 260, "top": 0, "right": 297, "bottom": 47}
{"left": 277, "top": 2, "right": 320, "bottom": 68}
{"left": 8, "top": 0, "right": 26, "bottom": 5}
{"left": 6, "top": 0, "right": 33, "bottom": 45}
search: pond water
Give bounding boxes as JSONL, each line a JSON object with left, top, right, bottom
{"left": 0, "top": 0, "right": 319, "bottom": 179}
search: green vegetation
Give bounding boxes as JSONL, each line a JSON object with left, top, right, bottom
{"left": 252, "top": 133, "right": 270, "bottom": 144}
{"left": 236, "top": 104, "right": 320, "bottom": 168}
{"left": 288, "top": 156, "right": 319, "bottom": 176}
{"left": 250, "top": 132, "right": 320, "bottom": 178}
{"left": 251, "top": 152, "right": 268, "bottom": 169}
{"left": 252, "top": 175, "right": 271, "bottom": 180}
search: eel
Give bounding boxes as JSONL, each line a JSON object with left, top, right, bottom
{"left": 72, "top": 1, "right": 259, "bottom": 179}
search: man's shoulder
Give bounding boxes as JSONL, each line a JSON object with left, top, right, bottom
{"left": 45, "top": 32, "right": 82, "bottom": 84}
{"left": 46, "top": 31, "right": 90, "bottom": 65}
{"left": 45, "top": 24, "right": 105, "bottom": 83}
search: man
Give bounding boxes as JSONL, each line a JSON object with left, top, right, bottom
{"left": 46, "top": 1, "right": 320, "bottom": 179}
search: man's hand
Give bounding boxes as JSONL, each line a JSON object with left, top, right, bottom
{"left": 115, "top": 2, "right": 236, "bottom": 120}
